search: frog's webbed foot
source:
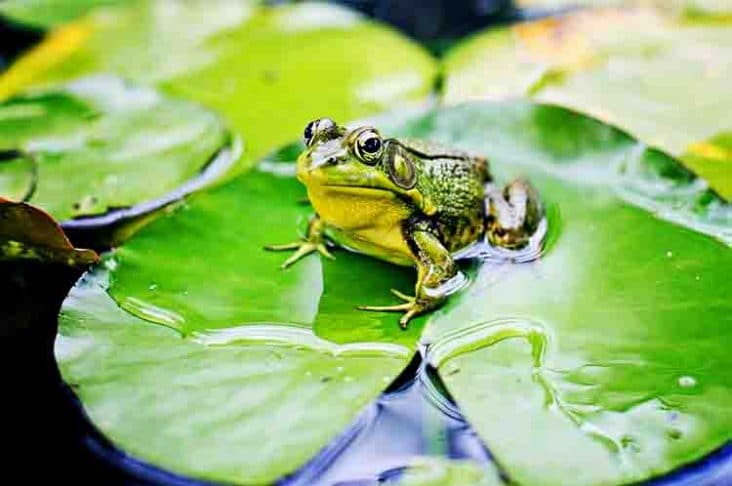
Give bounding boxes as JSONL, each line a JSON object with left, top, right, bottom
{"left": 265, "top": 240, "right": 334, "bottom": 269}
{"left": 358, "top": 289, "right": 423, "bottom": 329}
{"left": 359, "top": 224, "right": 461, "bottom": 329}
{"left": 264, "top": 215, "right": 333, "bottom": 269}
{"left": 357, "top": 289, "right": 432, "bottom": 329}
{"left": 486, "top": 178, "right": 544, "bottom": 250}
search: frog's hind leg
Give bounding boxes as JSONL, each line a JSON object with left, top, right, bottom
{"left": 485, "top": 178, "right": 544, "bottom": 250}
{"left": 358, "top": 220, "right": 462, "bottom": 329}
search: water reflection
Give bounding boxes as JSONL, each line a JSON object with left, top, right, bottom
{"left": 283, "top": 356, "right": 495, "bottom": 486}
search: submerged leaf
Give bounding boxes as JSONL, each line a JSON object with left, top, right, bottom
{"left": 0, "top": 0, "right": 437, "bottom": 163}
{"left": 0, "top": 76, "right": 232, "bottom": 223}
{"left": 442, "top": 8, "right": 732, "bottom": 199}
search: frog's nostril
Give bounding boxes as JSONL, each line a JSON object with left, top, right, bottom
{"left": 327, "top": 157, "right": 338, "bottom": 165}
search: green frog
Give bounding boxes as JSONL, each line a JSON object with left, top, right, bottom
{"left": 267, "top": 118, "right": 544, "bottom": 328}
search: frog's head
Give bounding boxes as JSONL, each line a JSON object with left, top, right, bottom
{"left": 296, "top": 118, "right": 419, "bottom": 199}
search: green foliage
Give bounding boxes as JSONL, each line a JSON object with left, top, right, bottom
{"left": 0, "top": 76, "right": 229, "bottom": 221}
{"left": 442, "top": 8, "right": 732, "bottom": 199}
{"left": 59, "top": 101, "right": 731, "bottom": 484}
{"left": 0, "top": 1, "right": 437, "bottom": 164}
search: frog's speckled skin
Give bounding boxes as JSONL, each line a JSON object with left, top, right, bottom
{"left": 267, "top": 119, "right": 543, "bottom": 328}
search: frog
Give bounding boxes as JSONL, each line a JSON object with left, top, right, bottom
{"left": 266, "top": 118, "right": 544, "bottom": 329}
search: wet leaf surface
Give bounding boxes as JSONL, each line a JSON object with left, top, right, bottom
{"left": 0, "top": 0, "right": 437, "bottom": 163}
{"left": 57, "top": 153, "right": 424, "bottom": 483}
{"left": 383, "top": 103, "right": 731, "bottom": 486}
{"left": 398, "top": 457, "right": 502, "bottom": 486}
{"left": 0, "top": 76, "right": 230, "bottom": 223}
{"left": 0, "top": 0, "right": 132, "bottom": 28}
{"left": 58, "top": 101, "right": 731, "bottom": 485}
{"left": 59, "top": 270, "right": 412, "bottom": 484}
{"left": 442, "top": 8, "right": 732, "bottom": 199}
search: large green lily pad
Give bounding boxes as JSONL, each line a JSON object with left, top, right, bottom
{"left": 0, "top": 76, "right": 231, "bottom": 223}
{"left": 381, "top": 102, "right": 731, "bottom": 486}
{"left": 57, "top": 148, "right": 425, "bottom": 483}
{"left": 0, "top": 0, "right": 437, "bottom": 163}
{"left": 442, "top": 8, "right": 732, "bottom": 199}
{"left": 58, "top": 101, "right": 730, "bottom": 485}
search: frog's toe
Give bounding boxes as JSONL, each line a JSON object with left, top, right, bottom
{"left": 358, "top": 296, "right": 429, "bottom": 330}
{"left": 281, "top": 243, "right": 317, "bottom": 268}
{"left": 317, "top": 243, "right": 335, "bottom": 260}
{"left": 264, "top": 242, "right": 302, "bottom": 251}
{"left": 266, "top": 239, "right": 335, "bottom": 268}
{"left": 390, "top": 288, "right": 415, "bottom": 302}
{"left": 399, "top": 307, "right": 422, "bottom": 329}
{"left": 357, "top": 302, "right": 413, "bottom": 312}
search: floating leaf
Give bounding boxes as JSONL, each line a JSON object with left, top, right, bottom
{"left": 0, "top": 197, "right": 97, "bottom": 265}
{"left": 379, "top": 102, "right": 731, "bottom": 486}
{"left": 58, "top": 271, "right": 412, "bottom": 484}
{"left": 0, "top": 0, "right": 132, "bottom": 28}
{"left": 57, "top": 151, "right": 425, "bottom": 482}
{"left": 0, "top": 75, "right": 234, "bottom": 230}
{"left": 0, "top": 0, "right": 437, "bottom": 162}
{"left": 58, "top": 101, "right": 730, "bottom": 484}
{"left": 1, "top": 198, "right": 97, "bottom": 339}
{"left": 442, "top": 8, "right": 732, "bottom": 199}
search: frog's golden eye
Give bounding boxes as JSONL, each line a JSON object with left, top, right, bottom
{"left": 304, "top": 118, "right": 336, "bottom": 147}
{"left": 354, "top": 129, "right": 383, "bottom": 165}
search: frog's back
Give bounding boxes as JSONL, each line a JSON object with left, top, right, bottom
{"left": 396, "top": 139, "right": 489, "bottom": 252}
{"left": 396, "top": 138, "right": 490, "bottom": 182}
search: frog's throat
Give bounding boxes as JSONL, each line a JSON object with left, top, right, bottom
{"left": 319, "top": 184, "right": 395, "bottom": 197}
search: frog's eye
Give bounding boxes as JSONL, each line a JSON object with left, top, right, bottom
{"left": 304, "top": 118, "right": 336, "bottom": 147}
{"left": 354, "top": 129, "right": 383, "bottom": 164}
{"left": 303, "top": 121, "right": 316, "bottom": 146}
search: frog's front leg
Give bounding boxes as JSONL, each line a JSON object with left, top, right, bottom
{"left": 265, "top": 215, "right": 334, "bottom": 269}
{"left": 485, "top": 178, "right": 544, "bottom": 249}
{"left": 359, "top": 221, "right": 461, "bottom": 329}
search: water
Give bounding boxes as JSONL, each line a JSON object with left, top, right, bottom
{"left": 281, "top": 356, "right": 495, "bottom": 486}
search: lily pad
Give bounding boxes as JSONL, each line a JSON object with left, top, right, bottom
{"left": 442, "top": 8, "right": 732, "bottom": 199}
{"left": 0, "top": 0, "right": 132, "bottom": 28}
{"left": 56, "top": 149, "right": 425, "bottom": 483}
{"left": 0, "top": 0, "right": 437, "bottom": 163}
{"left": 58, "top": 101, "right": 730, "bottom": 485}
{"left": 378, "top": 102, "right": 731, "bottom": 486}
{"left": 0, "top": 75, "right": 234, "bottom": 229}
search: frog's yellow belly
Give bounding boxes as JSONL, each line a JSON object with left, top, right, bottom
{"left": 307, "top": 185, "right": 414, "bottom": 266}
